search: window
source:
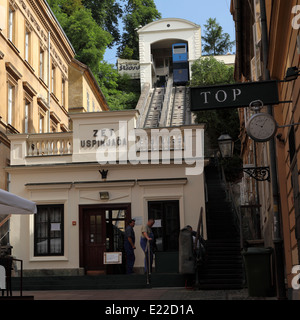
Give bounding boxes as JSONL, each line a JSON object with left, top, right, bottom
{"left": 61, "top": 78, "right": 65, "bottom": 107}
{"left": 25, "top": 30, "right": 30, "bottom": 62}
{"left": 39, "top": 113, "right": 45, "bottom": 133}
{"left": 51, "top": 64, "right": 55, "bottom": 94}
{"left": 87, "top": 91, "right": 90, "bottom": 112}
{"left": 24, "top": 100, "right": 30, "bottom": 133}
{"left": 34, "top": 205, "right": 64, "bottom": 256}
{"left": 8, "top": 7, "right": 14, "bottom": 42}
{"left": 7, "top": 83, "right": 14, "bottom": 125}
{"left": 39, "top": 48, "right": 44, "bottom": 80}
{"left": 148, "top": 200, "right": 180, "bottom": 252}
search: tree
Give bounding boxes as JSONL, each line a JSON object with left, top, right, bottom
{"left": 202, "top": 18, "right": 235, "bottom": 55}
{"left": 190, "top": 56, "right": 242, "bottom": 181}
{"left": 118, "top": 0, "right": 161, "bottom": 60}
{"left": 47, "top": 0, "right": 112, "bottom": 80}
{"left": 190, "top": 56, "right": 239, "bottom": 148}
{"left": 81, "top": 0, "right": 123, "bottom": 47}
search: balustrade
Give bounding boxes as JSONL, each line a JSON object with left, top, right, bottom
{"left": 27, "top": 133, "right": 73, "bottom": 156}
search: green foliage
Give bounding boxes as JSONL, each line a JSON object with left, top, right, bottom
{"left": 202, "top": 18, "right": 235, "bottom": 55}
{"left": 190, "top": 56, "right": 240, "bottom": 150}
{"left": 97, "top": 62, "right": 140, "bottom": 110}
{"left": 190, "top": 56, "right": 234, "bottom": 87}
{"left": 48, "top": 0, "right": 140, "bottom": 110}
{"left": 118, "top": 0, "right": 161, "bottom": 59}
{"left": 47, "top": 0, "right": 112, "bottom": 77}
{"left": 81, "top": 0, "right": 123, "bottom": 47}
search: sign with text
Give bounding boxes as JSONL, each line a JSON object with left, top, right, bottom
{"left": 190, "top": 80, "right": 279, "bottom": 111}
{"left": 117, "top": 59, "right": 140, "bottom": 79}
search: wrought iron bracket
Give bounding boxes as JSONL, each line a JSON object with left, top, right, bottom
{"left": 243, "top": 166, "right": 270, "bottom": 182}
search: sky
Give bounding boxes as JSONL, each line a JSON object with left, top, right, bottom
{"left": 104, "top": 0, "right": 235, "bottom": 64}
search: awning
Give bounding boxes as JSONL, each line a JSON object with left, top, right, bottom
{"left": 0, "top": 189, "right": 37, "bottom": 215}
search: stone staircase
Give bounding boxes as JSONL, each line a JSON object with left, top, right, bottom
{"left": 197, "top": 165, "right": 244, "bottom": 289}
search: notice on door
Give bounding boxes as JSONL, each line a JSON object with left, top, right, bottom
{"left": 104, "top": 252, "right": 122, "bottom": 264}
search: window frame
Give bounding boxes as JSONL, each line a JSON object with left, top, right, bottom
{"left": 39, "top": 47, "right": 44, "bottom": 80}
{"left": 8, "top": 6, "right": 14, "bottom": 43}
{"left": 7, "top": 81, "right": 15, "bottom": 125}
{"left": 34, "top": 204, "right": 64, "bottom": 257}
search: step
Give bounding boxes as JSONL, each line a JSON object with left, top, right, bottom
{"left": 11, "top": 273, "right": 186, "bottom": 291}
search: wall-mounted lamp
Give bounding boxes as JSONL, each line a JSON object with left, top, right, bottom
{"left": 284, "top": 66, "right": 300, "bottom": 82}
{"left": 217, "top": 134, "right": 234, "bottom": 158}
{"left": 100, "top": 192, "right": 109, "bottom": 200}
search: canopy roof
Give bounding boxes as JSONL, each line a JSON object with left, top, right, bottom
{"left": 0, "top": 189, "right": 37, "bottom": 215}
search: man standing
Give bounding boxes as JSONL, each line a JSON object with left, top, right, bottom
{"left": 124, "top": 219, "right": 136, "bottom": 274}
{"left": 140, "top": 218, "right": 155, "bottom": 274}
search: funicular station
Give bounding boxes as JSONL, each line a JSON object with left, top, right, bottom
{"left": 1, "top": 15, "right": 241, "bottom": 296}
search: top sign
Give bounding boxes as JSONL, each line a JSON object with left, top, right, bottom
{"left": 190, "top": 80, "right": 279, "bottom": 111}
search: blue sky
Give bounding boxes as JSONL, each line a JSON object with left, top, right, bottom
{"left": 104, "top": 0, "right": 235, "bottom": 63}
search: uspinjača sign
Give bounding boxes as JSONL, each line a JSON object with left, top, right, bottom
{"left": 190, "top": 80, "right": 279, "bottom": 111}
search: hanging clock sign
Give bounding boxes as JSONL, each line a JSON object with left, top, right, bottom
{"left": 246, "top": 113, "right": 277, "bottom": 142}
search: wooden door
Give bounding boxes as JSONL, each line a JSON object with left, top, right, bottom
{"left": 81, "top": 209, "right": 106, "bottom": 272}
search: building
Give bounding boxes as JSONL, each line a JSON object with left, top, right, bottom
{"left": 231, "top": 0, "right": 300, "bottom": 299}
{"left": 7, "top": 111, "right": 206, "bottom": 275}
{"left": 3, "top": 16, "right": 207, "bottom": 276}
{"left": 137, "top": 18, "right": 202, "bottom": 89}
{"left": 68, "top": 58, "right": 109, "bottom": 114}
{"left": 0, "top": 0, "right": 108, "bottom": 247}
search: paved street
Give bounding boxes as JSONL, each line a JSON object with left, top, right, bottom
{"left": 13, "top": 287, "right": 276, "bottom": 300}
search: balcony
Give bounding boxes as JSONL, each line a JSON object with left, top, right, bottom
{"left": 8, "top": 132, "right": 73, "bottom": 166}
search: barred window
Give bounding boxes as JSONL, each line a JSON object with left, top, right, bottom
{"left": 34, "top": 205, "right": 64, "bottom": 256}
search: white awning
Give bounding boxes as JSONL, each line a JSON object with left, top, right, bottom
{"left": 0, "top": 189, "right": 37, "bottom": 215}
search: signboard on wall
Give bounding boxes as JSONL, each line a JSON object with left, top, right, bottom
{"left": 190, "top": 80, "right": 280, "bottom": 111}
{"left": 117, "top": 59, "right": 140, "bottom": 79}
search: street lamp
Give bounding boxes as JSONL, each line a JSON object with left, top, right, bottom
{"left": 217, "top": 134, "right": 234, "bottom": 158}
{"left": 284, "top": 66, "right": 300, "bottom": 82}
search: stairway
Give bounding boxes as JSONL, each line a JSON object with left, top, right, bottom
{"left": 198, "top": 165, "right": 244, "bottom": 289}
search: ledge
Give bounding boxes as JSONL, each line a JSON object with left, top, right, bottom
{"left": 137, "top": 178, "right": 188, "bottom": 186}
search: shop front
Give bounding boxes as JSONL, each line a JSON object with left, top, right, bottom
{"left": 7, "top": 111, "right": 206, "bottom": 275}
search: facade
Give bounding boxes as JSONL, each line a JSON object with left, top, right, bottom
{"left": 0, "top": 0, "right": 109, "bottom": 247}
{"left": 3, "top": 15, "right": 208, "bottom": 276}
{"left": 7, "top": 111, "right": 206, "bottom": 275}
{"left": 68, "top": 59, "right": 109, "bottom": 114}
{"left": 231, "top": 0, "right": 300, "bottom": 299}
{"left": 137, "top": 18, "right": 202, "bottom": 89}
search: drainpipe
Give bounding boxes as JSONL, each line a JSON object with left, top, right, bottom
{"left": 259, "top": 0, "right": 286, "bottom": 300}
{"left": 48, "top": 31, "right": 51, "bottom": 133}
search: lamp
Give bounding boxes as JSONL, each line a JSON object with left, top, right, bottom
{"left": 284, "top": 66, "right": 300, "bottom": 82}
{"left": 218, "top": 134, "right": 234, "bottom": 158}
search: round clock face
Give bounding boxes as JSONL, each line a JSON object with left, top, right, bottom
{"left": 246, "top": 113, "right": 277, "bottom": 142}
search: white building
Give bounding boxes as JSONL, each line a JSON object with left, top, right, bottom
{"left": 5, "top": 18, "right": 209, "bottom": 276}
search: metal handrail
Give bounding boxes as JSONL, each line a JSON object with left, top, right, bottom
{"left": 219, "top": 164, "right": 243, "bottom": 248}
{"left": 12, "top": 258, "right": 23, "bottom": 296}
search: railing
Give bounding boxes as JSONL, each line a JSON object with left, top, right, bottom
{"left": 219, "top": 164, "right": 243, "bottom": 248}
{"left": 0, "top": 257, "right": 23, "bottom": 297}
{"left": 27, "top": 132, "right": 73, "bottom": 156}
